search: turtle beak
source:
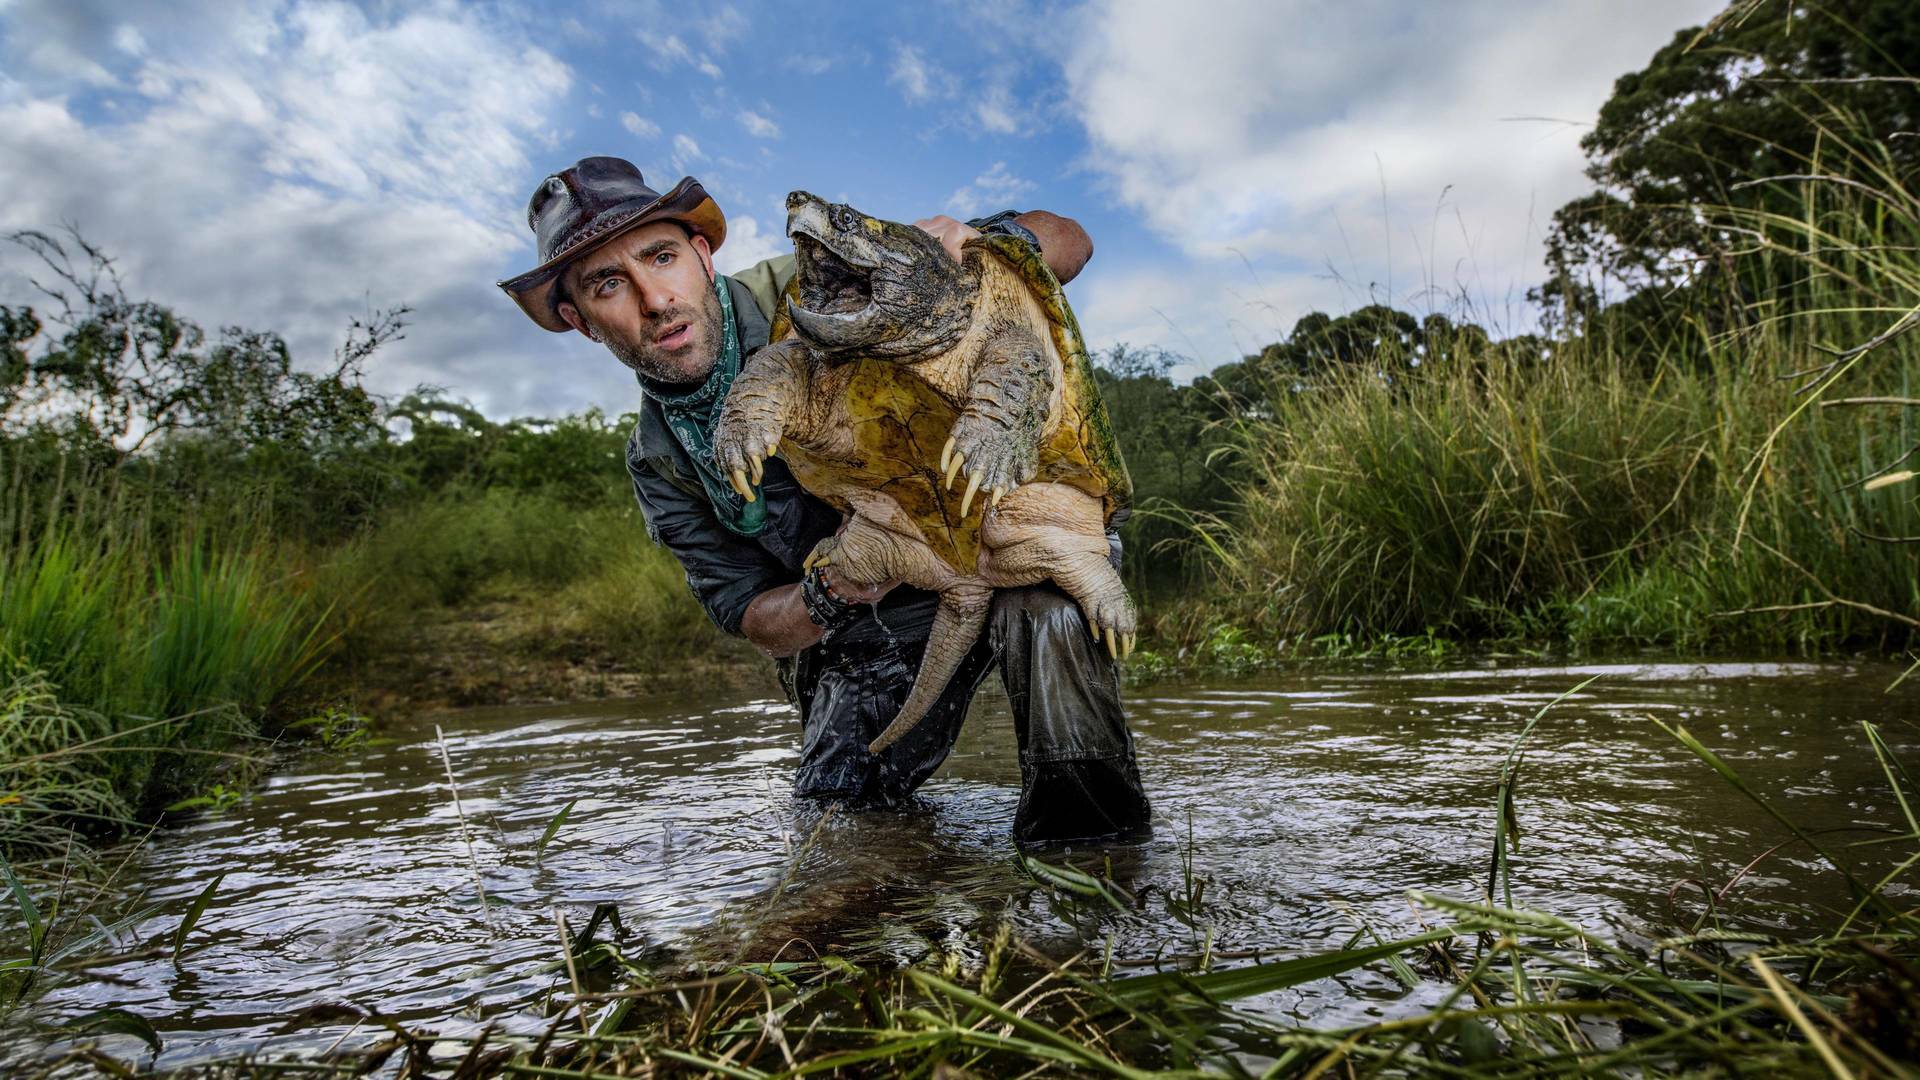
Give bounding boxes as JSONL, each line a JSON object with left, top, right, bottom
{"left": 787, "top": 298, "right": 880, "bottom": 348}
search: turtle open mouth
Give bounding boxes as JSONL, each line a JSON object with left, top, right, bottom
{"left": 792, "top": 233, "right": 874, "bottom": 316}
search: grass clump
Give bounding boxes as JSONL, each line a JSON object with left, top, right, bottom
{"left": 0, "top": 658, "right": 131, "bottom": 858}
{"left": 0, "top": 520, "right": 328, "bottom": 839}
{"left": 1200, "top": 110, "right": 1920, "bottom": 654}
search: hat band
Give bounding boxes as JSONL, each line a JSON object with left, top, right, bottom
{"left": 548, "top": 201, "right": 651, "bottom": 265}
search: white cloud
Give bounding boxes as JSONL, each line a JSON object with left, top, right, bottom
{"left": 620, "top": 110, "right": 661, "bottom": 139}
{"left": 889, "top": 44, "right": 954, "bottom": 104}
{"left": 111, "top": 24, "right": 147, "bottom": 57}
{"left": 0, "top": 2, "right": 645, "bottom": 420}
{"left": 700, "top": 5, "right": 748, "bottom": 50}
{"left": 737, "top": 108, "right": 780, "bottom": 139}
{"left": 671, "top": 133, "right": 705, "bottom": 173}
{"left": 1058, "top": 0, "right": 1724, "bottom": 362}
{"left": 974, "top": 84, "right": 1019, "bottom": 134}
{"left": 637, "top": 30, "right": 724, "bottom": 80}
{"left": 713, "top": 213, "right": 788, "bottom": 277}
{"left": 946, "top": 162, "right": 1034, "bottom": 218}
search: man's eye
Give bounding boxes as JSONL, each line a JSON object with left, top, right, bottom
{"left": 596, "top": 278, "right": 622, "bottom": 296}
{"left": 654, "top": 251, "right": 675, "bottom": 266}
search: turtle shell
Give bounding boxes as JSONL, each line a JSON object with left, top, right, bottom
{"left": 769, "top": 233, "right": 1132, "bottom": 576}
{"left": 975, "top": 232, "right": 1133, "bottom": 518}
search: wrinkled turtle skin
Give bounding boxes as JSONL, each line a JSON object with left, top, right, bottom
{"left": 713, "top": 191, "right": 1135, "bottom": 753}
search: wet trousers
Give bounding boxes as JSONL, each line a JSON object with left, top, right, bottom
{"left": 780, "top": 585, "right": 1153, "bottom": 847}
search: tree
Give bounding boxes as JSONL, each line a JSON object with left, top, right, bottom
{"left": 1536, "top": 0, "right": 1920, "bottom": 329}
{"left": 3, "top": 227, "right": 403, "bottom": 458}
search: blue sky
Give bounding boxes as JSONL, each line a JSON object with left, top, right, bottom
{"left": 0, "top": 0, "right": 1722, "bottom": 417}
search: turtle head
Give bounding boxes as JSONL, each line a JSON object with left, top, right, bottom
{"left": 784, "top": 191, "right": 974, "bottom": 358}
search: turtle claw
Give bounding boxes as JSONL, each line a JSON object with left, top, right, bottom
{"left": 944, "top": 451, "right": 965, "bottom": 490}
{"left": 940, "top": 436, "right": 956, "bottom": 474}
{"left": 960, "top": 471, "right": 982, "bottom": 517}
{"left": 749, "top": 440, "right": 780, "bottom": 485}
{"left": 1104, "top": 626, "right": 1118, "bottom": 659}
{"left": 730, "top": 468, "right": 755, "bottom": 502}
{"left": 1123, "top": 632, "right": 1136, "bottom": 657}
{"left": 990, "top": 486, "right": 1005, "bottom": 509}
{"left": 803, "top": 544, "right": 833, "bottom": 571}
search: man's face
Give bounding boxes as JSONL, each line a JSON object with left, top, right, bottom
{"left": 558, "top": 222, "right": 723, "bottom": 385}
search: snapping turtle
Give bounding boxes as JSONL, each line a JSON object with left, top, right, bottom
{"left": 713, "top": 191, "right": 1135, "bottom": 754}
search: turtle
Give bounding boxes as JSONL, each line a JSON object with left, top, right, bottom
{"left": 712, "top": 190, "right": 1136, "bottom": 755}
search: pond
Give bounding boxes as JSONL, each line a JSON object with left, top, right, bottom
{"left": 8, "top": 657, "right": 1915, "bottom": 1070}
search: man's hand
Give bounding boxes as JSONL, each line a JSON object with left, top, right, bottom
{"left": 822, "top": 567, "right": 898, "bottom": 605}
{"left": 914, "top": 215, "right": 981, "bottom": 264}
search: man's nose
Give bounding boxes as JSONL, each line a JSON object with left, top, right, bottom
{"left": 635, "top": 275, "right": 677, "bottom": 316}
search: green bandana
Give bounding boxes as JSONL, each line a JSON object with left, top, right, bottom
{"left": 644, "top": 276, "right": 766, "bottom": 536}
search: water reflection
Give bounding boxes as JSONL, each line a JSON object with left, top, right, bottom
{"left": 9, "top": 659, "right": 1914, "bottom": 1068}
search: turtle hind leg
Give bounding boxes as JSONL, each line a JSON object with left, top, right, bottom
{"left": 982, "top": 486, "right": 1136, "bottom": 658}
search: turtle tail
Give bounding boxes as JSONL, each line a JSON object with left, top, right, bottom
{"left": 867, "top": 584, "right": 993, "bottom": 755}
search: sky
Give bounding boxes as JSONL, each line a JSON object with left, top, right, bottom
{"left": 0, "top": 0, "right": 1724, "bottom": 419}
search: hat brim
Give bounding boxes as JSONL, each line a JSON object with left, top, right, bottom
{"left": 498, "top": 176, "right": 729, "bottom": 333}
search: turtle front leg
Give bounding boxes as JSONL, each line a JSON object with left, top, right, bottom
{"left": 713, "top": 339, "right": 814, "bottom": 501}
{"left": 941, "top": 326, "right": 1052, "bottom": 517}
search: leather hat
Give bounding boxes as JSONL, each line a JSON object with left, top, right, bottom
{"left": 499, "top": 156, "right": 727, "bottom": 332}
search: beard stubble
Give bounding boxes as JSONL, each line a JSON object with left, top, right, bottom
{"left": 597, "top": 288, "right": 725, "bottom": 386}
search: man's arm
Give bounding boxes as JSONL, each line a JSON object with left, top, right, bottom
{"left": 740, "top": 584, "right": 822, "bottom": 656}
{"left": 917, "top": 210, "right": 1095, "bottom": 284}
{"left": 629, "top": 434, "right": 898, "bottom": 658}
{"left": 627, "top": 438, "right": 792, "bottom": 639}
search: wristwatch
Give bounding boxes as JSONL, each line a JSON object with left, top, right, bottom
{"left": 966, "top": 209, "right": 1040, "bottom": 251}
{"left": 801, "top": 565, "right": 860, "bottom": 635}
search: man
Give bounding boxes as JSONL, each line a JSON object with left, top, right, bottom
{"left": 499, "top": 157, "right": 1149, "bottom": 846}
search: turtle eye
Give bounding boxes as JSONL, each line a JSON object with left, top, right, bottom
{"left": 832, "top": 205, "right": 859, "bottom": 232}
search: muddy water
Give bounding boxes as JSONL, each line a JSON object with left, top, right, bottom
{"left": 9, "top": 659, "right": 1916, "bottom": 1069}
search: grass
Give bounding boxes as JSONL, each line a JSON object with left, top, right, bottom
{"left": 316, "top": 486, "right": 727, "bottom": 689}
{"left": 0, "top": 480, "right": 725, "bottom": 860}
{"left": 1186, "top": 114, "right": 1919, "bottom": 655}
{"left": 0, "top": 520, "right": 331, "bottom": 839}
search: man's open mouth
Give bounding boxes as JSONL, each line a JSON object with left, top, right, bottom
{"left": 792, "top": 233, "right": 874, "bottom": 317}
{"left": 655, "top": 321, "right": 691, "bottom": 348}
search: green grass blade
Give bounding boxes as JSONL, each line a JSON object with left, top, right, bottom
{"left": 0, "top": 847, "right": 43, "bottom": 940}
{"left": 1862, "top": 722, "right": 1918, "bottom": 838}
{"left": 1105, "top": 927, "right": 1457, "bottom": 1005}
{"left": 48, "top": 1006, "right": 164, "bottom": 1055}
{"left": 536, "top": 798, "right": 577, "bottom": 866}
{"left": 172, "top": 871, "right": 225, "bottom": 968}
{"left": 907, "top": 968, "right": 1155, "bottom": 1079}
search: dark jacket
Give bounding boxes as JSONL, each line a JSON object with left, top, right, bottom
{"left": 625, "top": 271, "right": 941, "bottom": 644}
